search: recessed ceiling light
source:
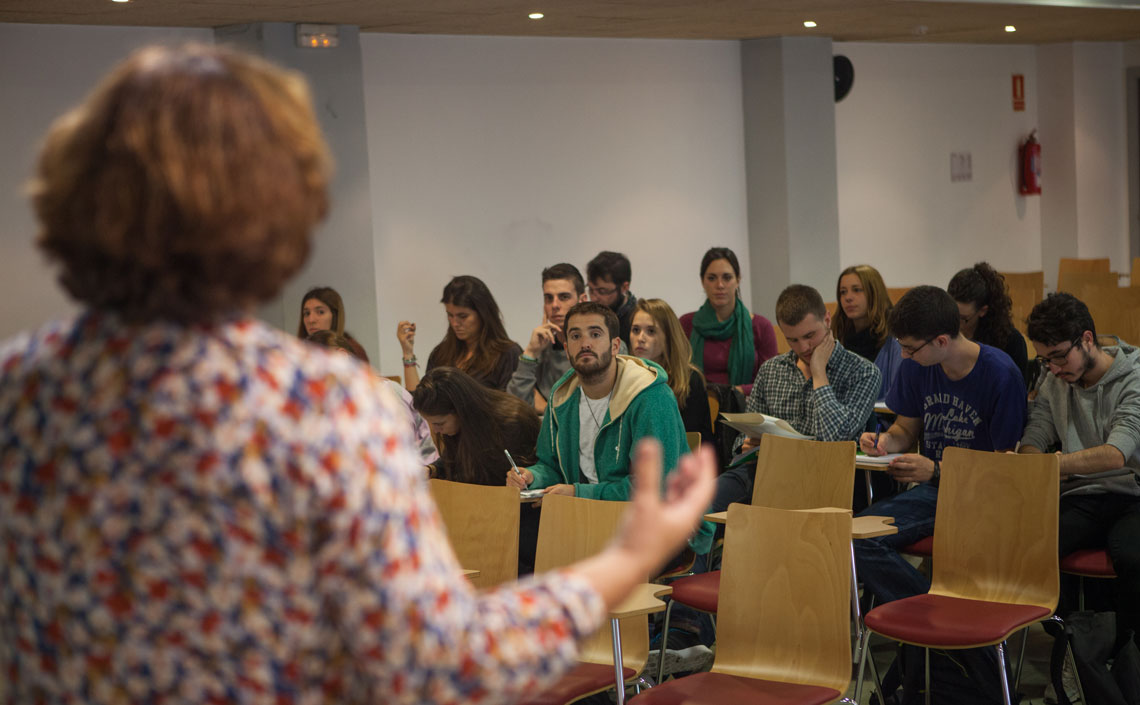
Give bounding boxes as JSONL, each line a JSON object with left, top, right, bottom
{"left": 803, "top": 20, "right": 817, "bottom": 28}
{"left": 529, "top": 12, "right": 544, "bottom": 19}
{"left": 111, "top": 0, "right": 130, "bottom": 3}
{"left": 1005, "top": 25, "right": 1017, "bottom": 32}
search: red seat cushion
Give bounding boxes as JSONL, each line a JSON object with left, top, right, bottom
{"left": 669, "top": 571, "right": 721, "bottom": 614}
{"left": 864, "top": 594, "right": 1052, "bottom": 648}
{"left": 518, "top": 662, "right": 637, "bottom": 705}
{"left": 902, "top": 535, "right": 934, "bottom": 557}
{"left": 1061, "top": 548, "right": 1116, "bottom": 578}
{"left": 630, "top": 671, "right": 841, "bottom": 705}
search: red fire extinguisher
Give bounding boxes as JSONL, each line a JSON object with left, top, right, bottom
{"left": 1019, "top": 130, "right": 1041, "bottom": 195}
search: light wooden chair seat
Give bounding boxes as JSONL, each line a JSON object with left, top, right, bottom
{"left": 634, "top": 506, "right": 853, "bottom": 705}
{"left": 521, "top": 494, "right": 668, "bottom": 705}
{"left": 854, "top": 447, "right": 1060, "bottom": 705}
{"left": 655, "top": 436, "right": 855, "bottom": 683}
{"left": 428, "top": 479, "right": 521, "bottom": 589}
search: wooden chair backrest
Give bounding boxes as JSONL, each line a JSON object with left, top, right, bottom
{"left": 707, "top": 390, "right": 720, "bottom": 435}
{"left": 1057, "top": 271, "right": 1118, "bottom": 297}
{"left": 1132, "top": 257, "right": 1140, "bottom": 286}
{"left": 714, "top": 504, "right": 851, "bottom": 692}
{"left": 686, "top": 432, "right": 701, "bottom": 453}
{"left": 750, "top": 435, "right": 856, "bottom": 510}
{"left": 930, "top": 447, "right": 1059, "bottom": 610}
{"left": 999, "top": 271, "right": 1044, "bottom": 305}
{"left": 1059, "top": 257, "right": 1111, "bottom": 276}
{"left": 887, "top": 286, "right": 912, "bottom": 305}
{"left": 1080, "top": 286, "right": 1140, "bottom": 346}
{"left": 534, "top": 494, "right": 649, "bottom": 673}
{"left": 384, "top": 374, "right": 402, "bottom": 385}
{"left": 824, "top": 301, "right": 838, "bottom": 317}
{"left": 774, "top": 321, "right": 790, "bottom": 354}
{"left": 1006, "top": 284, "right": 1041, "bottom": 334}
{"left": 428, "top": 479, "right": 520, "bottom": 589}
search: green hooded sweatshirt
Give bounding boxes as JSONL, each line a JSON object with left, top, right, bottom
{"left": 527, "top": 355, "right": 714, "bottom": 554}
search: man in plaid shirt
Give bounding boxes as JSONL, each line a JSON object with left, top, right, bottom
{"left": 712, "top": 284, "right": 881, "bottom": 512}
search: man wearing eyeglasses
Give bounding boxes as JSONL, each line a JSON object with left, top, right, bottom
{"left": 855, "top": 285, "right": 1026, "bottom": 606}
{"left": 1020, "top": 292, "right": 1140, "bottom": 647}
{"left": 586, "top": 251, "right": 638, "bottom": 349}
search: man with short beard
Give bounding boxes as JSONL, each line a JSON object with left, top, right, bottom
{"left": 1021, "top": 292, "right": 1140, "bottom": 648}
{"left": 507, "top": 301, "right": 713, "bottom": 554}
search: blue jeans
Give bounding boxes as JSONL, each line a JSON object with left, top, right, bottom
{"left": 854, "top": 482, "right": 939, "bottom": 604}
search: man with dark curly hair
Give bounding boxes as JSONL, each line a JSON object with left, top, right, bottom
{"left": 1022, "top": 292, "right": 1140, "bottom": 647}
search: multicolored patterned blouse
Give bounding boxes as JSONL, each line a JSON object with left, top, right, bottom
{"left": 0, "top": 312, "right": 604, "bottom": 704}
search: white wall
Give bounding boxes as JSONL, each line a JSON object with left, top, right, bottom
{"left": 1073, "top": 42, "right": 1129, "bottom": 270}
{"left": 0, "top": 23, "right": 212, "bottom": 340}
{"left": 834, "top": 42, "right": 1043, "bottom": 290}
{"left": 361, "top": 34, "right": 749, "bottom": 373}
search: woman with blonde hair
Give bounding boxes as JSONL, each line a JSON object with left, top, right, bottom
{"left": 397, "top": 275, "right": 522, "bottom": 392}
{"left": 1, "top": 43, "right": 715, "bottom": 703}
{"left": 297, "top": 285, "right": 369, "bottom": 362}
{"left": 631, "top": 298, "right": 713, "bottom": 442}
{"left": 832, "top": 264, "right": 902, "bottom": 400}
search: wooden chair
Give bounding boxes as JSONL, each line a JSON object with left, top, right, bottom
{"left": 706, "top": 390, "right": 720, "bottom": 436}
{"left": 999, "top": 271, "right": 1044, "bottom": 306}
{"left": 522, "top": 494, "right": 670, "bottom": 705}
{"left": 655, "top": 436, "right": 855, "bottom": 683}
{"left": 887, "top": 286, "right": 912, "bottom": 305}
{"left": 428, "top": 479, "right": 521, "bottom": 589}
{"left": 1080, "top": 286, "right": 1140, "bottom": 346}
{"left": 1059, "top": 256, "right": 1111, "bottom": 277}
{"left": 1061, "top": 548, "right": 1116, "bottom": 611}
{"left": 634, "top": 505, "right": 853, "bottom": 704}
{"left": 1056, "top": 270, "right": 1118, "bottom": 297}
{"left": 854, "top": 447, "right": 1060, "bottom": 705}
{"left": 774, "top": 321, "right": 790, "bottom": 354}
{"left": 1132, "top": 257, "right": 1140, "bottom": 286}
{"left": 685, "top": 432, "right": 701, "bottom": 453}
{"left": 384, "top": 373, "right": 402, "bottom": 384}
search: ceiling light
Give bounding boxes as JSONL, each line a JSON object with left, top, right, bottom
{"left": 111, "top": 0, "right": 130, "bottom": 3}
{"left": 1005, "top": 25, "right": 1017, "bottom": 32}
{"left": 803, "top": 20, "right": 818, "bottom": 28}
{"left": 529, "top": 12, "right": 544, "bottom": 19}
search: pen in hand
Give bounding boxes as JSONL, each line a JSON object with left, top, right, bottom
{"left": 504, "top": 449, "right": 524, "bottom": 478}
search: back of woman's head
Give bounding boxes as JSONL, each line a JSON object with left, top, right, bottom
{"left": 635, "top": 298, "right": 697, "bottom": 406}
{"left": 412, "top": 366, "right": 493, "bottom": 420}
{"left": 947, "top": 262, "right": 1014, "bottom": 345}
{"left": 297, "top": 287, "right": 345, "bottom": 337}
{"left": 32, "top": 43, "right": 331, "bottom": 324}
{"left": 831, "top": 264, "right": 893, "bottom": 345}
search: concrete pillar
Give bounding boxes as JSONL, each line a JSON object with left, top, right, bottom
{"left": 216, "top": 23, "right": 380, "bottom": 364}
{"left": 741, "top": 37, "right": 841, "bottom": 319}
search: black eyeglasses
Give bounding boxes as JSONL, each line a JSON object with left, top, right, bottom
{"left": 899, "top": 338, "right": 934, "bottom": 356}
{"left": 1034, "top": 338, "right": 1082, "bottom": 368}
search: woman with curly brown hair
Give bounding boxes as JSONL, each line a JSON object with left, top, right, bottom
{"left": 948, "top": 262, "right": 1031, "bottom": 386}
{"left": 397, "top": 274, "right": 522, "bottom": 392}
{"left": 1, "top": 43, "right": 715, "bottom": 704}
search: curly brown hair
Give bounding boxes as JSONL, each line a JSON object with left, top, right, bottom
{"left": 30, "top": 43, "right": 331, "bottom": 324}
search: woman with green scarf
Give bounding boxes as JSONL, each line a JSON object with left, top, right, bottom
{"left": 679, "top": 247, "right": 778, "bottom": 395}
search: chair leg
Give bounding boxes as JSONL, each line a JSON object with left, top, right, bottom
{"left": 610, "top": 618, "right": 625, "bottom": 705}
{"left": 854, "top": 627, "right": 871, "bottom": 703}
{"left": 1013, "top": 626, "right": 1029, "bottom": 690}
{"left": 655, "top": 600, "right": 674, "bottom": 685}
{"left": 996, "top": 641, "right": 1013, "bottom": 705}
{"left": 1078, "top": 575, "right": 1086, "bottom": 611}
{"left": 924, "top": 648, "right": 931, "bottom": 705}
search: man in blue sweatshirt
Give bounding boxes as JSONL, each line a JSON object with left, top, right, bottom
{"left": 1021, "top": 292, "right": 1140, "bottom": 646}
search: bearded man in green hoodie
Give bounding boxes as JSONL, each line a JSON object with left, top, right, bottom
{"left": 1021, "top": 292, "right": 1140, "bottom": 646}
{"left": 508, "top": 300, "right": 713, "bottom": 555}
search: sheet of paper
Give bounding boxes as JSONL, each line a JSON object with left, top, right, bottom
{"left": 855, "top": 452, "right": 904, "bottom": 466}
{"left": 719, "top": 412, "right": 813, "bottom": 440}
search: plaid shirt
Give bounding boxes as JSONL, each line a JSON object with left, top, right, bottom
{"left": 738, "top": 341, "right": 880, "bottom": 446}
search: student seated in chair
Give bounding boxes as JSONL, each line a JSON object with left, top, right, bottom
{"left": 506, "top": 301, "right": 713, "bottom": 556}
{"left": 854, "top": 285, "right": 1026, "bottom": 605}
{"left": 713, "top": 284, "right": 881, "bottom": 513}
{"left": 1020, "top": 293, "right": 1140, "bottom": 646}
{"left": 507, "top": 263, "right": 624, "bottom": 413}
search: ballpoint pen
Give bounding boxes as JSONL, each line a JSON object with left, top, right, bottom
{"left": 504, "top": 449, "right": 524, "bottom": 478}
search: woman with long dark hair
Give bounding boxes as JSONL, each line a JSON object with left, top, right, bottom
{"left": 680, "top": 247, "right": 778, "bottom": 395}
{"left": 296, "top": 285, "right": 369, "bottom": 362}
{"left": 412, "top": 366, "right": 540, "bottom": 486}
{"left": 948, "top": 262, "right": 1031, "bottom": 386}
{"left": 397, "top": 275, "right": 522, "bottom": 392}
